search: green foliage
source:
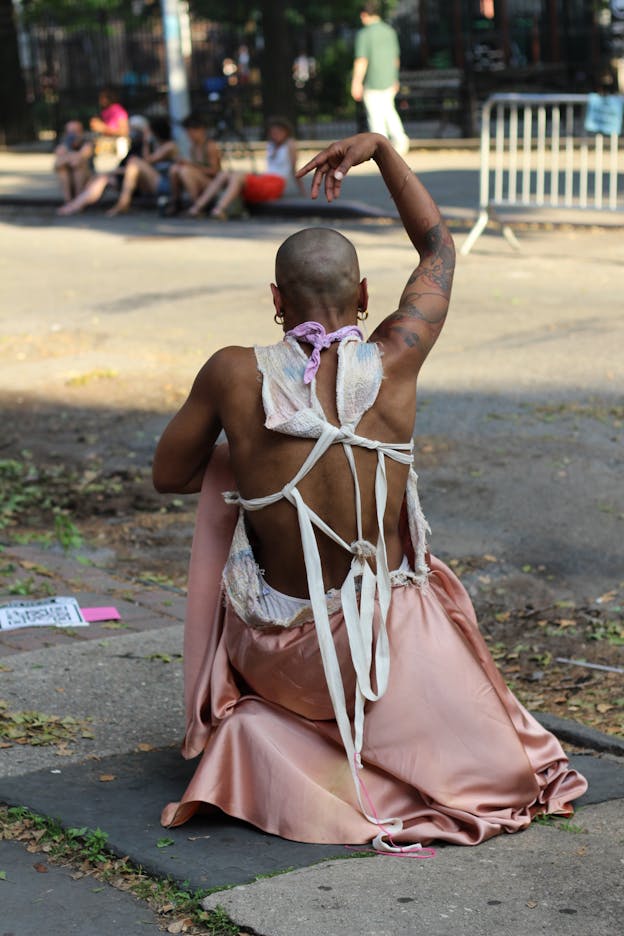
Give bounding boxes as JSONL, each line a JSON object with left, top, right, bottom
{"left": 53, "top": 512, "right": 83, "bottom": 551}
{"left": 66, "top": 826, "right": 110, "bottom": 863}
{"left": 55, "top": 0, "right": 369, "bottom": 35}
{"left": 316, "top": 37, "right": 354, "bottom": 115}
{"left": 189, "top": 1, "right": 365, "bottom": 28}
{"left": 0, "top": 458, "right": 52, "bottom": 530}
{"left": 22, "top": 1, "right": 142, "bottom": 28}
{"left": 587, "top": 617, "right": 624, "bottom": 646}
{"left": 0, "top": 455, "right": 84, "bottom": 551}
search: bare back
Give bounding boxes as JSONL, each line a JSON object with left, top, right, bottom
{"left": 153, "top": 136, "right": 455, "bottom": 594}
{"left": 215, "top": 340, "right": 416, "bottom": 598}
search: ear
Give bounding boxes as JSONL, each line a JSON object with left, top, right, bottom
{"left": 270, "top": 283, "right": 283, "bottom": 315}
{"left": 358, "top": 277, "right": 368, "bottom": 314}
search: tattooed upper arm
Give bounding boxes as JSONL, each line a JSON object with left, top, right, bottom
{"left": 370, "top": 221, "right": 455, "bottom": 369}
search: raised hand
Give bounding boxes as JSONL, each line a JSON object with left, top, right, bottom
{"left": 296, "top": 133, "right": 383, "bottom": 202}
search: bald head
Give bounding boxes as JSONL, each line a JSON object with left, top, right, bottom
{"left": 275, "top": 228, "right": 361, "bottom": 318}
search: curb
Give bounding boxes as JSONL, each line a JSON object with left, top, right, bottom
{"left": 0, "top": 138, "right": 482, "bottom": 156}
{"left": 0, "top": 194, "right": 397, "bottom": 219}
{"left": 532, "top": 711, "right": 624, "bottom": 757}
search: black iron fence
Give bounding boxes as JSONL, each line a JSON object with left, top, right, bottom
{"left": 13, "top": 9, "right": 617, "bottom": 143}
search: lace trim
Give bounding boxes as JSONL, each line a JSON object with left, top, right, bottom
{"left": 222, "top": 509, "right": 426, "bottom": 631}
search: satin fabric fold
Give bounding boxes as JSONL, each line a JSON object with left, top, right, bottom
{"left": 161, "top": 446, "right": 587, "bottom": 844}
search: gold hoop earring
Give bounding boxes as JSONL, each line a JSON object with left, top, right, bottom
{"left": 274, "top": 311, "right": 285, "bottom": 325}
{"left": 357, "top": 306, "right": 369, "bottom": 321}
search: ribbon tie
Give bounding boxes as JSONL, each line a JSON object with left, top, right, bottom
{"left": 286, "top": 321, "right": 363, "bottom": 384}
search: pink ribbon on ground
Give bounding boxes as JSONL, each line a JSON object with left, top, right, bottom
{"left": 286, "top": 321, "right": 363, "bottom": 384}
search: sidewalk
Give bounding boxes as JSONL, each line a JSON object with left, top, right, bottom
{"left": 3, "top": 147, "right": 622, "bottom": 234}
{"left": 0, "top": 148, "right": 482, "bottom": 221}
{"left": 1, "top": 543, "right": 624, "bottom": 934}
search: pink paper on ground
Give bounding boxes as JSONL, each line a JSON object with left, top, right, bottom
{"left": 80, "top": 607, "right": 120, "bottom": 622}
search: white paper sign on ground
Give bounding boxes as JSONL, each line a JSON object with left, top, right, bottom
{"left": 0, "top": 597, "right": 88, "bottom": 631}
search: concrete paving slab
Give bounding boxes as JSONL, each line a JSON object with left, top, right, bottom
{"left": 0, "top": 838, "right": 160, "bottom": 935}
{"left": 201, "top": 798, "right": 624, "bottom": 936}
{"left": 0, "top": 748, "right": 350, "bottom": 892}
{"left": 0, "top": 627, "right": 185, "bottom": 777}
{"left": 1, "top": 749, "right": 622, "bottom": 896}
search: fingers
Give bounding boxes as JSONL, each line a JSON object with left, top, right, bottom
{"left": 310, "top": 166, "right": 325, "bottom": 200}
{"left": 296, "top": 152, "right": 326, "bottom": 179}
{"left": 296, "top": 137, "right": 366, "bottom": 201}
{"left": 325, "top": 171, "right": 342, "bottom": 203}
{"left": 310, "top": 163, "right": 343, "bottom": 202}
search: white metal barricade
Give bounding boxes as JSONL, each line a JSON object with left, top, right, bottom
{"left": 461, "top": 93, "right": 623, "bottom": 255}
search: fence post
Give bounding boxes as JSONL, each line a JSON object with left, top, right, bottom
{"left": 459, "top": 97, "right": 492, "bottom": 256}
{"left": 161, "top": 0, "right": 191, "bottom": 151}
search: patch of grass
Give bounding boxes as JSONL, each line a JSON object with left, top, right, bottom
{"left": 9, "top": 531, "right": 54, "bottom": 546}
{"left": 5, "top": 576, "right": 55, "bottom": 597}
{"left": 0, "top": 455, "right": 134, "bottom": 551}
{"left": 66, "top": 825, "right": 110, "bottom": 863}
{"left": 54, "top": 512, "right": 83, "bottom": 551}
{"left": 0, "top": 806, "right": 243, "bottom": 935}
{"left": 0, "top": 458, "right": 54, "bottom": 530}
{"left": 6, "top": 576, "right": 36, "bottom": 596}
{"left": 587, "top": 618, "right": 624, "bottom": 646}
{"left": 156, "top": 837, "right": 175, "bottom": 849}
{"left": 557, "top": 819, "right": 586, "bottom": 834}
{"left": 528, "top": 400, "right": 624, "bottom": 426}
{"left": 147, "top": 652, "right": 182, "bottom": 664}
{"left": 65, "top": 368, "right": 119, "bottom": 387}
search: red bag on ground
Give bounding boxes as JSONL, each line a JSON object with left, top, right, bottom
{"left": 243, "top": 173, "right": 286, "bottom": 203}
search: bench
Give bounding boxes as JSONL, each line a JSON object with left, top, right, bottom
{"left": 397, "top": 69, "right": 464, "bottom": 135}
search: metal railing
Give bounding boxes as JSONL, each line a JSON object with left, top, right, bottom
{"left": 461, "top": 94, "right": 623, "bottom": 255}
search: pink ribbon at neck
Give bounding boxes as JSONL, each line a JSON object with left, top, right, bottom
{"left": 285, "top": 321, "right": 364, "bottom": 384}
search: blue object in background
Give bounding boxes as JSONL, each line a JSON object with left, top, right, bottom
{"left": 584, "top": 94, "right": 624, "bottom": 135}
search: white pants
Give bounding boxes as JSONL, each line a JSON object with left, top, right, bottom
{"left": 363, "top": 87, "right": 410, "bottom": 155}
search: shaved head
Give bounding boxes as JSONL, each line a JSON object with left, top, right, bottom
{"left": 275, "top": 228, "right": 361, "bottom": 318}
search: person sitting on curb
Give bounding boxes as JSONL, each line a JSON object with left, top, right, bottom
{"left": 187, "top": 116, "right": 305, "bottom": 219}
{"left": 105, "top": 117, "right": 178, "bottom": 216}
{"left": 89, "top": 88, "right": 130, "bottom": 159}
{"left": 57, "top": 115, "right": 154, "bottom": 216}
{"left": 53, "top": 120, "right": 95, "bottom": 204}
{"left": 165, "top": 113, "right": 221, "bottom": 215}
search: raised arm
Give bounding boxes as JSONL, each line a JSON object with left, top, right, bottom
{"left": 297, "top": 132, "right": 455, "bottom": 374}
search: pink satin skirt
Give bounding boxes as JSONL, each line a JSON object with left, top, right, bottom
{"left": 162, "top": 541, "right": 587, "bottom": 845}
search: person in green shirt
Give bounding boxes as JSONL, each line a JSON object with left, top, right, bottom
{"left": 351, "top": 1, "right": 410, "bottom": 155}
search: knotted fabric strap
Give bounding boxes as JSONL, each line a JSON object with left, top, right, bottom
{"left": 285, "top": 321, "right": 364, "bottom": 384}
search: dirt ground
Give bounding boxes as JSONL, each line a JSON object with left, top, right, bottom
{"left": 0, "top": 205, "right": 622, "bottom": 738}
